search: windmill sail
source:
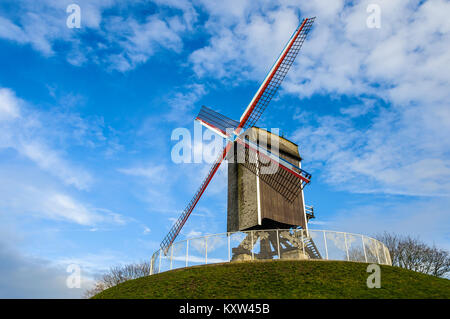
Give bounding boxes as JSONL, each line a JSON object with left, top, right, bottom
{"left": 236, "top": 17, "right": 315, "bottom": 133}
{"left": 196, "top": 105, "right": 311, "bottom": 202}
{"left": 195, "top": 105, "right": 239, "bottom": 138}
{"left": 160, "top": 17, "right": 316, "bottom": 253}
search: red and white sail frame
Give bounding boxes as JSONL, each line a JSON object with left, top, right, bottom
{"left": 160, "top": 17, "right": 316, "bottom": 253}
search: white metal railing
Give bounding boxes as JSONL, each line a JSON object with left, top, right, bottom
{"left": 149, "top": 229, "right": 391, "bottom": 275}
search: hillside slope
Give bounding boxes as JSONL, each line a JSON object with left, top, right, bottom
{"left": 93, "top": 260, "right": 450, "bottom": 299}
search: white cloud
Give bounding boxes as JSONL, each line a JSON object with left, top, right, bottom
{"left": 0, "top": 230, "right": 140, "bottom": 298}
{"left": 165, "top": 83, "right": 207, "bottom": 123}
{"left": 186, "top": 0, "right": 450, "bottom": 197}
{"left": 285, "top": 0, "right": 450, "bottom": 104}
{"left": 185, "top": 230, "right": 202, "bottom": 238}
{"left": 0, "top": 241, "right": 94, "bottom": 298}
{"left": 0, "top": 88, "right": 128, "bottom": 228}
{"left": 194, "top": 0, "right": 253, "bottom": 23}
{"left": 292, "top": 101, "right": 450, "bottom": 196}
{"left": 0, "top": 1, "right": 192, "bottom": 71}
{"left": 189, "top": 7, "right": 301, "bottom": 81}
{"left": 0, "top": 87, "right": 94, "bottom": 190}
{"left": 53, "top": 250, "right": 134, "bottom": 277}
{"left": 118, "top": 165, "right": 167, "bottom": 181}
{"left": 0, "top": 88, "right": 21, "bottom": 120}
{"left": 152, "top": 0, "right": 198, "bottom": 29}
{"left": 20, "top": 141, "right": 93, "bottom": 190}
{"left": 339, "top": 98, "right": 375, "bottom": 118}
{"left": 43, "top": 193, "right": 100, "bottom": 226}
{"left": 0, "top": 167, "right": 123, "bottom": 226}
{"left": 103, "top": 15, "right": 184, "bottom": 71}
{"left": 0, "top": 16, "right": 28, "bottom": 44}
{"left": 143, "top": 226, "right": 151, "bottom": 234}
{"left": 117, "top": 160, "right": 183, "bottom": 215}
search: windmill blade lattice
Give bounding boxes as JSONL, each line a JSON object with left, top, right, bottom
{"left": 196, "top": 105, "right": 239, "bottom": 136}
{"left": 196, "top": 105, "right": 311, "bottom": 202}
{"left": 237, "top": 17, "right": 315, "bottom": 132}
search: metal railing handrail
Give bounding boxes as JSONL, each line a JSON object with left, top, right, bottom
{"left": 150, "top": 229, "right": 391, "bottom": 275}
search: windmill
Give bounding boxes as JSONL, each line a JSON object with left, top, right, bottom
{"left": 160, "top": 17, "right": 316, "bottom": 256}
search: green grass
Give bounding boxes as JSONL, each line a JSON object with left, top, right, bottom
{"left": 93, "top": 260, "right": 450, "bottom": 299}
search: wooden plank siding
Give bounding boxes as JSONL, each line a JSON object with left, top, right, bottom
{"left": 227, "top": 127, "right": 306, "bottom": 232}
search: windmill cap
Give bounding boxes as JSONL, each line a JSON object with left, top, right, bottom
{"left": 246, "top": 126, "right": 302, "bottom": 161}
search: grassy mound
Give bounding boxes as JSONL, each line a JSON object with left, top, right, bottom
{"left": 93, "top": 260, "right": 450, "bottom": 299}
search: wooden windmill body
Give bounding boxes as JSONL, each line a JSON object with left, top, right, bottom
{"left": 227, "top": 127, "right": 308, "bottom": 233}
{"left": 225, "top": 127, "right": 320, "bottom": 261}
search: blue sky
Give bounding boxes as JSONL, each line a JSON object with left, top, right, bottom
{"left": 0, "top": 0, "right": 449, "bottom": 297}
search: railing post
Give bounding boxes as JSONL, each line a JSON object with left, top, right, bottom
{"left": 150, "top": 254, "right": 153, "bottom": 275}
{"left": 228, "top": 233, "right": 231, "bottom": 262}
{"left": 344, "top": 233, "right": 349, "bottom": 261}
{"left": 276, "top": 229, "right": 281, "bottom": 259}
{"left": 205, "top": 237, "right": 208, "bottom": 264}
{"left": 251, "top": 231, "right": 254, "bottom": 260}
{"left": 383, "top": 243, "right": 388, "bottom": 265}
{"left": 375, "top": 240, "right": 380, "bottom": 264}
{"left": 323, "top": 230, "right": 328, "bottom": 260}
{"left": 362, "top": 235, "right": 368, "bottom": 263}
{"left": 186, "top": 239, "right": 189, "bottom": 267}
{"left": 301, "top": 229, "right": 305, "bottom": 256}
{"left": 158, "top": 250, "right": 162, "bottom": 273}
{"left": 170, "top": 244, "right": 174, "bottom": 270}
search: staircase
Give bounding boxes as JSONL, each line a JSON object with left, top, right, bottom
{"left": 305, "top": 205, "right": 315, "bottom": 221}
{"left": 302, "top": 234, "right": 322, "bottom": 259}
